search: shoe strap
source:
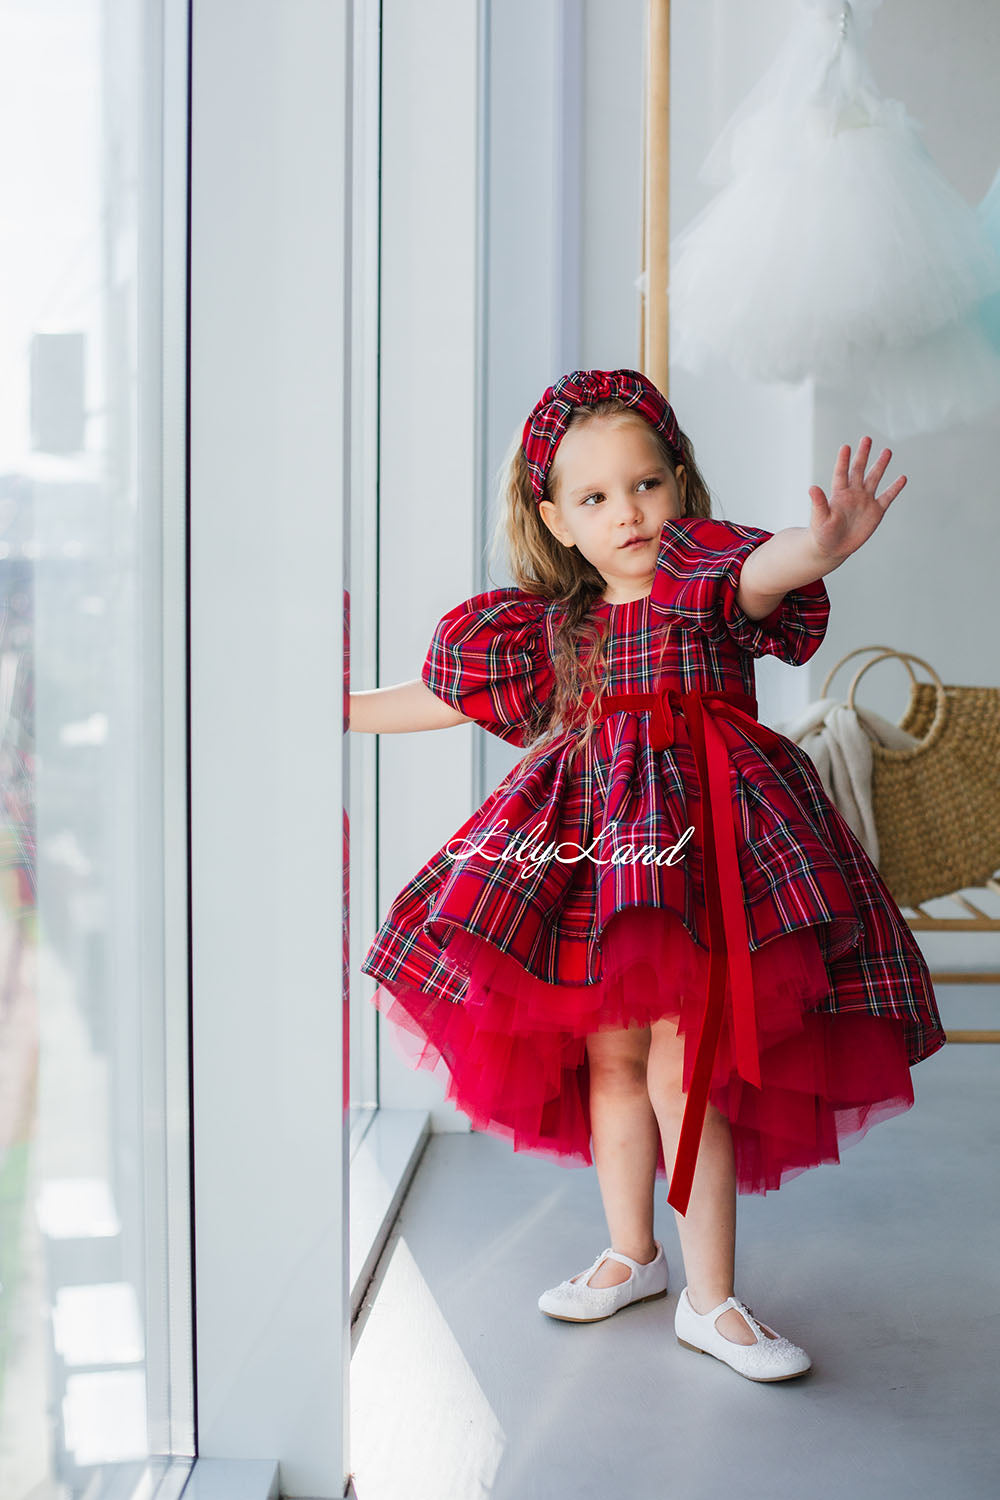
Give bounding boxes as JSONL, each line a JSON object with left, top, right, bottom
{"left": 600, "top": 1242, "right": 658, "bottom": 1273}
{"left": 691, "top": 1290, "right": 757, "bottom": 1324}
{"left": 686, "top": 1288, "right": 783, "bottom": 1342}
{"left": 601, "top": 1249, "right": 638, "bottom": 1272}
{"left": 717, "top": 1295, "right": 774, "bottom": 1341}
{"left": 571, "top": 1247, "right": 613, "bottom": 1281}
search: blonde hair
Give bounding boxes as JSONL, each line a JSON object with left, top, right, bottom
{"left": 486, "top": 398, "right": 714, "bottom": 769}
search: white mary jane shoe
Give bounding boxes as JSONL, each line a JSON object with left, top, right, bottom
{"left": 674, "top": 1286, "right": 813, "bottom": 1382}
{"left": 538, "top": 1241, "right": 669, "bottom": 1322}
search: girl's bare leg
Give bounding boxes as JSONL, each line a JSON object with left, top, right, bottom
{"left": 580, "top": 1023, "right": 661, "bottom": 1288}
{"left": 645, "top": 1013, "right": 775, "bottom": 1344}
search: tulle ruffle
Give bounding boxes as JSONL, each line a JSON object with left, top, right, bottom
{"left": 370, "top": 904, "right": 915, "bottom": 1197}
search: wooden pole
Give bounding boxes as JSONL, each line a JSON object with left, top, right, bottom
{"left": 641, "top": 0, "right": 670, "bottom": 397}
{"left": 639, "top": 40, "right": 647, "bottom": 370}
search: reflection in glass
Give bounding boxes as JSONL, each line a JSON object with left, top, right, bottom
{"left": 0, "top": 0, "right": 192, "bottom": 1492}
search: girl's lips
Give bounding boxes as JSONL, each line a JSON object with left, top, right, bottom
{"left": 621, "top": 536, "right": 650, "bottom": 548}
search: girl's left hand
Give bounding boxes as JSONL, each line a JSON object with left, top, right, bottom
{"left": 807, "top": 437, "right": 906, "bottom": 563}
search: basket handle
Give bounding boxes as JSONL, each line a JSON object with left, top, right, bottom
{"left": 820, "top": 645, "right": 919, "bottom": 698}
{"left": 845, "top": 648, "right": 946, "bottom": 713}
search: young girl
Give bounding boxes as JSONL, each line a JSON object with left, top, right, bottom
{"left": 348, "top": 367, "right": 946, "bottom": 1384}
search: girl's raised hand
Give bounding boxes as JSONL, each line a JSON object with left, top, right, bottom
{"left": 807, "top": 437, "right": 907, "bottom": 563}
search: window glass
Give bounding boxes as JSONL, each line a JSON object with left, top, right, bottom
{"left": 0, "top": 0, "right": 193, "bottom": 1489}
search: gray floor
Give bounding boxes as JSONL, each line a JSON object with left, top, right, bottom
{"left": 350, "top": 1033, "right": 1000, "bottom": 1500}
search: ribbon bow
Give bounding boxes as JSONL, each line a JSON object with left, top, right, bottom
{"left": 580, "top": 370, "right": 614, "bottom": 400}
{"left": 596, "top": 684, "right": 790, "bottom": 1217}
{"left": 520, "top": 368, "right": 684, "bottom": 505}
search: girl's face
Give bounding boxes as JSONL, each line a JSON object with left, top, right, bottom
{"left": 539, "top": 415, "right": 687, "bottom": 603}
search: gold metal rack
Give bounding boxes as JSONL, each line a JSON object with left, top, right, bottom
{"left": 903, "top": 875, "right": 1000, "bottom": 1042}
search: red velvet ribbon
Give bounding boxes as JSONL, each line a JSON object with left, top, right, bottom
{"left": 596, "top": 685, "right": 789, "bottom": 1216}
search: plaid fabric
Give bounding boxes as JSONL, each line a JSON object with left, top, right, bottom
{"left": 361, "top": 516, "right": 945, "bottom": 1067}
{"left": 650, "top": 515, "right": 830, "bottom": 661}
{"left": 420, "top": 589, "right": 554, "bottom": 747}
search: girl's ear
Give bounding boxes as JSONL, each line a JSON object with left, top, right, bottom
{"left": 675, "top": 463, "right": 688, "bottom": 512}
{"left": 538, "top": 497, "right": 572, "bottom": 549}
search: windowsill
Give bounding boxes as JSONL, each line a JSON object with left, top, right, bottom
{"left": 180, "top": 1457, "right": 279, "bottom": 1500}
{"left": 349, "top": 1107, "right": 431, "bottom": 1321}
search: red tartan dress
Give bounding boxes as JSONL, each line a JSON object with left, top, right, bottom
{"left": 360, "top": 516, "right": 946, "bottom": 1213}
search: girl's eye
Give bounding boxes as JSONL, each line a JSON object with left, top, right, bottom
{"left": 581, "top": 477, "right": 661, "bottom": 505}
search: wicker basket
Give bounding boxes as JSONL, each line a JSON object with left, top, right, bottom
{"left": 820, "top": 646, "right": 1000, "bottom": 909}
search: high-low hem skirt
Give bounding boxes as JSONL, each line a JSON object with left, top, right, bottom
{"left": 368, "top": 905, "right": 916, "bottom": 1197}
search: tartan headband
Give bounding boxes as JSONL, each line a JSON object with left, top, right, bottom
{"left": 520, "top": 367, "right": 684, "bottom": 506}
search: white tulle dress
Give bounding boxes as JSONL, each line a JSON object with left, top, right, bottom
{"left": 651, "top": 0, "right": 1000, "bottom": 436}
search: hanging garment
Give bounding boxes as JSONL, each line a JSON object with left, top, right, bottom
{"left": 657, "top": 0, "right": 1000, "bottom": 431}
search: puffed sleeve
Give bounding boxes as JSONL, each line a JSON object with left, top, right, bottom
{"left": 421, "top": 587, "right": 554, "bottom": 746}
{"left": 649, "top": 516, "right": 830, "bottom": 664}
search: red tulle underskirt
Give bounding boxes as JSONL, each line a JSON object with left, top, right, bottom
{"left": 369, "top": 905, "right": 915, "bottom": 1197}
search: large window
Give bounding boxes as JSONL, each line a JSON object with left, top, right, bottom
{"left": 0, "top": 0, "right": 193, "bottom": 1490}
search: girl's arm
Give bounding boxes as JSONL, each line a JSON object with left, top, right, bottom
{"left": 348, "top": 679, "right": 473, "bottom": 733}
{"left": 736, "top": 526, "right": 842, "bottom": 620}
{"left": 737, "top": 438, "right": 906, "bottom": 620}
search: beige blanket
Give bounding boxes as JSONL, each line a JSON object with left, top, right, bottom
{"left": 774, "top": 697, "right": 920, "bottom": 864}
